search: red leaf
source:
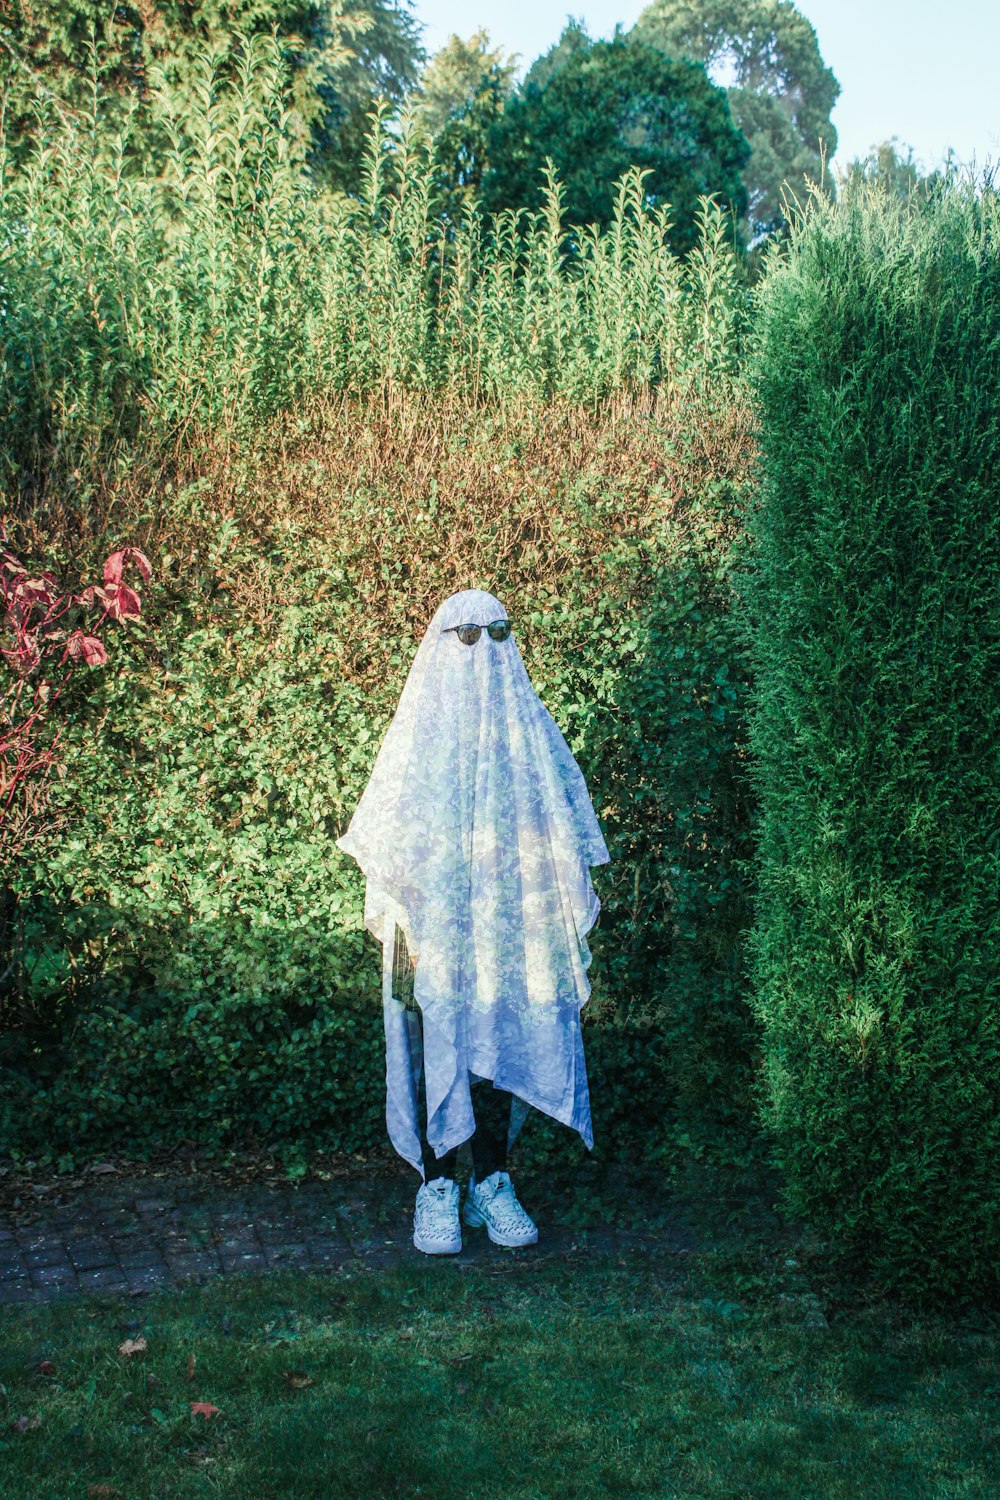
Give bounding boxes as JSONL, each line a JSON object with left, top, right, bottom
{"left": 104, "top": 546, "right": 152, "bottom": 587}
{"left": 61, "top": 631, "right": 108, "bottom": 666}
{"left": 190, "top": 1402, "right": 221, "bottom": 1420}
{"left": 126, "top": 547, "right": 152, "bottom": 583}
{"left": 15, "top": 578, "right": 54, "bottom": 611}
{"left": 38, "top": 1360, "right": 56, "bottom": 1376}
{"left": 79, "top": 634, "right": 107, "bottom": 665}
{"left": 105, "top": 583, "right": 141, "bottom": 621}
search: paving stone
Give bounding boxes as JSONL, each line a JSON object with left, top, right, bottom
{"left": 67, "top": 1241, "right": 117, "bottom": 1272}
{"left": 30, "top": 1265, "right": 78, "bottom": 1289}
{"left": 257, "top": 1224, "right": 299, "bottom": 1246}
{"left": 78, "top": 1267, "right": 130, "bottom": 1292}
{"left": 125, "top": 1266, "right": 171, "bottom": 1292}
{"left": 0, "top": 1272, "right": 31, "bottom": 1297}
{"left": 0, "top": 1159, "right": 717, "bottom": 1305}
{"left": 14, "top": 1231, "right": 57, "bottom": 1253}
{"left": 117, "top": 1247, "right": 168, "bottom": 1270}
{"left": 160, "top": 1224, "right": 195, "bottom": 1243}
{"left": 306, "top": 1241, "right": 352, "bottom": 1268}
{"left": 357, "top": 1246, "right": 403, "bottom": 1270}
{"left": 0, "top": 1285, "right": 39, "bottom": 1304}
{"left": 263, "top": 1243, "right": 311, "bottom": 1267}
{"left": 214, "top": 1237, "right": 261, "bottom": 1254}
{"left": 51, "top": 1207, "right": 99, "bottom": 1230}
{"left": 221, "top": 1250, "right": 268, "bottom": 1274}
{"left": 166, "top": 1252, "right": 220, "bottom": 1278}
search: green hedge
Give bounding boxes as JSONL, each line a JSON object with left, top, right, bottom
{"left": 740, "top": 175, "right": 1000, "bottom": 1301}
{"left": 1, "top": 27, "right": 760, "bottom": 1180}
{"left": 0, "top": 29, "right": 745, "bottom": 492}
{"left": 3, "top": 400, "right": 758, "bottom": 1175}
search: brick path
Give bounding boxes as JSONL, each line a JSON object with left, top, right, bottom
{"left": 0, "top": 1160, "right": 702, "bottom": 1305}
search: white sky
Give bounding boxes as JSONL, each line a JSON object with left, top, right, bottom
{"left": 410, "top": 0, "right": 1000, "bottom": 180}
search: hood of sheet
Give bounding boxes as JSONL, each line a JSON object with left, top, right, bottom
{"left": 335, "top": 587, "right": 611, "bottom": 1171}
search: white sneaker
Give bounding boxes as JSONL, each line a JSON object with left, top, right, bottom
{"left": 462, "top": 1169, "right": 538, "bottom": 1247}
{"left": 413, "top": 1176, "right": 463, "bottom": 1255}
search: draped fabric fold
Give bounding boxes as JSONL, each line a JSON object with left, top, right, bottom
{"left": 336, "top": 588, "right": 610, "bottom": 1177}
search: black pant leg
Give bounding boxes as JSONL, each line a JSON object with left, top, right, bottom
{"left": 414, "top": 1003, "right": 460, "bottom": 1181}
{"left": 422, "top": 1141, "right": 459, "bottom": 1182}
{"left": 469, "top": 1079, "right": 513, "bottom": 1181}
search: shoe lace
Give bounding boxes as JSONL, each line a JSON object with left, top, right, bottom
{"left": 417, "top": 1181, "right": 457, "bottom": 1228}
{"left": 482, "top": 1175, "right": 530, "bottom": 1230}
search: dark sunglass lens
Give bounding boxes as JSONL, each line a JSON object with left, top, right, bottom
{"left": 487, "top": 621, "right": 512, "bottom": 641}
{"left": 457, "top": 624, "right": 482, "bottom": 645}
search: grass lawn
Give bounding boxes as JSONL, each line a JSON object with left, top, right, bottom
{"left": 1, "top": 1229, "right": 997, "bottom": 1499}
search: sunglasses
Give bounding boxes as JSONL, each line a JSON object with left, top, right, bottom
{"left": 442, "top": 618, "right": 513, "bottom": 646}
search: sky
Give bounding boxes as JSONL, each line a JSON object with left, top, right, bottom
{"left": 410, "top": 0, "right": 1000, "bottom": 181}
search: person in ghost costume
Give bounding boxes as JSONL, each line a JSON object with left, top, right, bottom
{"left": 336, "top": 588, "right": 610, "bottom": 1254}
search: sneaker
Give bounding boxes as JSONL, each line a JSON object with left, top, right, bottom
{"left": 413, "top": 1176, "right": 463, "bottom": 1255}
{"left": 462, "top": 1169, "right": 538, "bottom": 1247}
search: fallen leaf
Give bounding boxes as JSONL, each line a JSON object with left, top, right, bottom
{"left": 38, "top": 1360, "right": 56, "bottom": 1376}
{"left": 187, "top": 1353, "right": 196, "bottom": 1382}
{"left": 12, "top": 1414, "right": 41, "bottom": 1432}
{"left": 118, "top": 1337, "right": 147, "bottom": 1357}
{"left": 89, "top": 1162, "right": 118, "bottom": 1175}
{"left": 87, "top": 1486, "right": 120, "bottom": 1498}
{"left": 190, "top": 1402, "right": 221, "bottom": 1420}
{"left": 282, "top": 1370, "right": 314, "bottom": 1389}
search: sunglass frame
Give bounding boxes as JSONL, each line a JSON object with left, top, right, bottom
{"left": 443, "top": 619, "right": 513, "bottom": 646}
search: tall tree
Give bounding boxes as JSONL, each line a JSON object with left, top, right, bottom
{"left": 410, "top": 30, "right": 518, "bottom": 216}
{"left": 843, "top": 137, "right": 956, "bottom": 203}
{"left": 311, "top": 0, "right": 423, "bottom": 192}
{"left": 484, "top": 25, "right": 750, "bottom": 254}
{"left": 0, "top": 0, "right": 421, "bottom": 191}
{"left": 632, "top": 0, "right": 840, "bottom": 243}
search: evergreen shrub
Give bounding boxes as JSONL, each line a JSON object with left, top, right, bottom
{"left": 4, "top": 400, "right": 758, "bottom": 1174}
{"left": 0, "top": 31, "right": 759, "bottom": 1175}
{"left": 740, "top": 174, "right": 1000, "bottom": 1301}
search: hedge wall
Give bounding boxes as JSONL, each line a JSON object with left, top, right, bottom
{"left": 740, "top": 175, "right": 1000, "bottom": 1302}
{"left": 3, "top": 395, "right": 759, "bottom": 1176}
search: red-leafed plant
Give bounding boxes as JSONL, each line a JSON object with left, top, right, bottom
{"left": 0, "top": 521, "right": 151, "bottom": 990}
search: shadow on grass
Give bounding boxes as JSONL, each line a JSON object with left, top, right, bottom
{"left": 2, "top": 1242, "right": 998, "bottom": 1500}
